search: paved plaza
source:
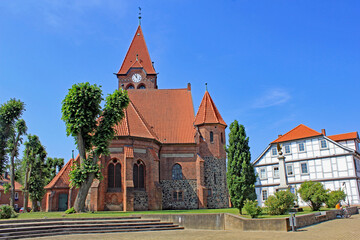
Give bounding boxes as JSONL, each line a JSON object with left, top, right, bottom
{"left": 26, "top": 213, "right": 360, "bottom": 240}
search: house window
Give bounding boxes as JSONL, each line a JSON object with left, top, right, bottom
{"left": 286, "top": 164, "right": 294, "bottom": 176}
{"left": 133, "top": 160, "right": 145, "bottom": 189}
{"left": 271, "top": 148, "right": 277, "bottom": 156}
{"left": 108, "top": 161, "right": 121, "bottom": 191}
{"left": 290, "top": 187, "right": 296, "bottom": 194}
{"left": 208, "top": 189, "right": 212, "bottom": 196}
{"left": 262, "top": 190, "right": 268, "bottom": 201}
{"left": 259, "top": 168, "right": 267, "bottom": 179}
{"left": 15, "top": 192, "right": 19, "bottom": 200}
{"left": 173, "top": 191, "right": 183, "bottom": 201}
{"left": 298, "top": 142, "right": 305, "bottom": 152}
{"left": 210, "top": 131, "right": 214, "bottom": 143}
{"left": 301, "top": 162, "right": 309, "bottom": 174}
{"left": 172, "top": 164, "right": 183, "bottom": 180}
{"left": 320, "top": 139, "right": 327, "bottom": 149}
{"left": 284, "top": 145, "right": 291, "bottom": 154}
{"left": 273, "top": 166, "right": 279, "bottom": 178}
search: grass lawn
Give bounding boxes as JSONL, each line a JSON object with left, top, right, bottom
{"left": 5, "top": 206, "right": 334, "bottom": 220}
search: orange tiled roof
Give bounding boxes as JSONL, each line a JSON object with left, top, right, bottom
{"left": 0, "top": 176, "right": 22, "bottom": 190}
{"left": 271, "top": 124, "right": 322, "bottom": 143}
{"left": 45, "top": 156, "right": 78, "bottom": 189}
{"left": 114, "top": 88, "right": 196, "bottom": 144}
{"left": 117, "top": 26, "right": 156, "bottom": 75}
{"left": 328, "top": 132, "right": 359, "bottom": 142}
{"left": 194, "top": 91, "right": 226, "bottom": 126}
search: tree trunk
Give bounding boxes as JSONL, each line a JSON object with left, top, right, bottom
{"left": 77, "top": 132, "right": 86, "bottom": 164}
{"left": 10, "top": 153, "right": 15, "bottom": 208}
{"left": 23, "top": 164, "right": 31, "bottom": 213}
{"left": 73, "top": 172, "right": 95, "bottom": 212}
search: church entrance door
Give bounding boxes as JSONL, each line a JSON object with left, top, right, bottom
{"left": 58, "top": 193, "right": 68, "bottom": 211}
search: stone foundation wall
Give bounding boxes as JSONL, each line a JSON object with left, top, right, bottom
{"left": 133, "top": 190, "right": 148, "bottom": 211}
{"left": 160, "top": 179, "right": 198, "bottom": 209}
{"left": 204, "top": 157, "right": 228, "bottom": 208}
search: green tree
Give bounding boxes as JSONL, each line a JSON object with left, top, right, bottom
{"left": 22, "top": 134, "right": 43, "bottom": 212}
{"left": 28, "top": 144, "right": 47, "bottom": 211}
{"left": 326, "top": 190, "right": 346, "bottom": 208}
{"left": 298, "top": 181, "right": 329, "bottom": 211}
{"left": 0, "top": 99, "right": 25, "bottom": 177}
{"left": 265, "top": 190, "right": 296, "bottom": 215}
{"left": 226, "top": 120, "right": 256, "bottom": 214}
{"left": 62, "top": 82, "right": 129, "bottom": 212}
{"left": 7, "top": 119, "right": 27, "bottom": 208}
{"left": 45, "top": 157, "right": 64, "bottom": 181}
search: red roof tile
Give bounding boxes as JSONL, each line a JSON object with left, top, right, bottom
{"left": 45, "top": 156, "right": 79, "bottom": 189}
{"left": 272, "top": 124, "right": 322, "bottom": 143}
{"left": 194, "top": 91, "right": 226, "bottom": 126}
{"left": 328, "top": 132, "right": 359, "bottom": 142}
{"left": 115, "top": 88, "right": 196, "bottom": 144}
{"left": 0, "top": 176, "right": 22, "bottom": 190}
{"left": 117, "top": 26, "right": 156, "bottom": 75}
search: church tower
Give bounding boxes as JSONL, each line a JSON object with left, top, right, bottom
{"left": 194, "top": 90, "right": 228, "bottom": 209}
{"left": 116, "top": 26, "right": 157, "bottom": 90}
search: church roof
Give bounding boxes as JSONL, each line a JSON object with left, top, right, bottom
{"left": 45, "top": 157, "right": 77, "bottom": 189}
{"left": 115, "top": 88, "right": 196, "bottom": 144}
{"left": 328, "top": 132, "right": 359, "bottom": 142}
{"left": 271, "top": 124, "right": 322, "bottom": 143}
{"left": 117, "top": 26, "right": 156, "bottom": 75}
{"left": 194, "top": 91, "right": 226, "bottom": 126}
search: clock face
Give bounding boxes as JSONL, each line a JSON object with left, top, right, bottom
{"left": 132, "top": 73, "right": 142, "bottom": 83}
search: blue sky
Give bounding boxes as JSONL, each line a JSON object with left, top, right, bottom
{"left": 1, "top": 0, "right": 359, "bottom": 162}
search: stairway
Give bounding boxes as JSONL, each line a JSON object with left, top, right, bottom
{"left": 0, "top": 216, "right": 184, "bottom": 239}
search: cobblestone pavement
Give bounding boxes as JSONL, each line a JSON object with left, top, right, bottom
{"left": 26, "top": 213, "right": 360, "bottom": 240}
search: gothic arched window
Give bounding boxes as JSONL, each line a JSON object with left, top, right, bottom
{"left": 137, "top": 84, "right": 146, "bottom": 89}
{"left": 210, "top": 131, "right": 214, "bottom": 143}
{"left": 172, "top": 164, "right": 183, "bottom": 180}
{"left": 133, "top": 160, "right": 145, "bottom": 189}
{"left": 108, "top": 160, "right": 121, "bottom": 192}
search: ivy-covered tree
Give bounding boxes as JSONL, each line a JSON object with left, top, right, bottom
{"left": 22, "top": 134, "right": 43, "bottom": 212}
{"left": 226, "top": 120, "right": 256, "bottom": 214}
{"left": 7, "top": 119, "right": 27, "bottom": 208}
{"left": 62, "top": 82, "right": 129, "bottom": 212}
{"left": 28, "top": 144, "right": 47, "bottom": 211}
{"left": 0, "top": 99, "right": 25, "bottom": 177}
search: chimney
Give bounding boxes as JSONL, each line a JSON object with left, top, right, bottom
{"left": 187, "top": 83, "right": 191, "bottom": 91}
{"left": 278, "top": 134, "right": 282, "bottom": 138}
{"left": 321, "top": 129, "right": 326, "bottom": 136}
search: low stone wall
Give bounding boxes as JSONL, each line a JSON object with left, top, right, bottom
{"left": 135, "top": 213, "right": 224, "bottom": 230}
{"left": 135, "top": 207, "right": 359, "bottom": 232}
{"left": 294, "top": 207, "right": 359, "bottom": 229}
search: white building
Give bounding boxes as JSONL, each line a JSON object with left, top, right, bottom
{"left": 253, "top": 124, "right": 360, "bottom": 207}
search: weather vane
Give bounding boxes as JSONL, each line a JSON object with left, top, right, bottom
{"left": 138, "top": 7, "right": 142, "bottom": 26}
{"left": 205, "top": 82, "right": 208, "bottom": 91}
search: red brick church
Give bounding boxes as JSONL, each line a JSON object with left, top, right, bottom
{"left": 43, "top": 25, "right": 228, "bottom": 211}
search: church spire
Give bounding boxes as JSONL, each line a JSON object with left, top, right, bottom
{"left": 194, "top": 90, "right": 226, "bottom": 127}
{"left": 117, "top": 25, "right": 156, "bottom": 75}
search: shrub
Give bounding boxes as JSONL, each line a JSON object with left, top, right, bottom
{"left": 244, "top": 199, "right": 262, "bottom": 218}
{"left": 65, "top": 207, "right": 76, "bottom": 214}
{"left": 326, "top": 190, "right": 346, "bottom": 208}
{"left": 0, "top": 205, "right": 17, "bottom": 219}
{"left": 298, "top": 181, "right": 328, "bottom": 211}
{"left": 265, "top": 190, "right": 296, "bottom": 215}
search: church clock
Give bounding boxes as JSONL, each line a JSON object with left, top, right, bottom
{"left": 132, "top": 73, "right": 142, "bottom": 83}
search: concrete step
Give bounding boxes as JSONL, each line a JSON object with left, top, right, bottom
{"left": 0, "top": 217, "right": 184, "bottom": 239}
{"left": 0, "top": 222, "right": 176, "bottom": 234}
{"left": 2, "top": 226, "right": 184, "bottom": 240}
{"left": 0, "top": 219, "right": 161, "bottom": 229}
